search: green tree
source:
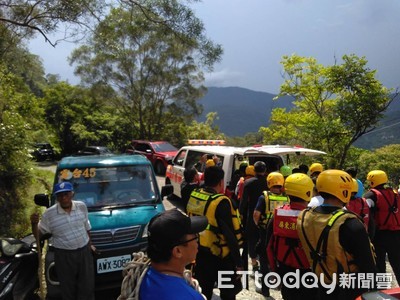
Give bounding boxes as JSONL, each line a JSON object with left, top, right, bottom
{"left": 0, "top": 0, "right": 105, "bottom": 46}
{"left": 184, "top": 112, "right": 225, "bottom": 142}
{"left": 43, "top": 81, "right": 123, "bottom": 155}
{"left": 0, "top": 64, "right": 44, "bottom": 236}
{"left": 357, "top": 144, "right": 400, "bottom": 186}
{"left": 69, "top": 3, "right": 221, "bottom": 141}
{"left": 260, "top": 54, "right": 395, "bottom": 168}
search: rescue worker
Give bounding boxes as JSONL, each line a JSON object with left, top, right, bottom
{"left": 187, "top": 166, "right": 244, "bottom": 300}
{"left": 346, "top": 178, "right": 371, "bottom": 234}
{"left": 253, "top": 172, "right": 289, "bottom": 298}
{"left": 345, "top": 166, "right": 365, "bottom": 198}
{"left": 308, "top": 163, "right": 324, "bottom": 207}
{"left": 280, "top": 165, "right": 292, "bottom": 179}
{"left": 235, "top": 165, "right": 255, "bottom": 202}
{"left": 239, "top": 161, "right": 268, "bottom": 278}
{"left": 364, "top": 170, "right": 400, "bottom": 285}
{"left": 198, "top": 159, "right": 217, "bottom": 185}
{"left": 180, "top": 167, "right": 200, "bottom": 212}
{"left": 298, "top": 164, "right": 309, "bottom": 175}
{"left": 235, "top": 164, "right": 255, "bottom": 286}
{"left": 266, "top": 173, "right": 317, "bottom": 300}
{"left": 230, "top": 162, "right": 249, "bottom": 203}
{"left": 297, "top": 170, "right": 377, "bottom": 300}
{"left": 309, "top": 162, "right": 324, "bottom": 182}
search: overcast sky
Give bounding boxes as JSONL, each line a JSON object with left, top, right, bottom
{"left": 29, "top": 0, "right": 400, "bottom": 94}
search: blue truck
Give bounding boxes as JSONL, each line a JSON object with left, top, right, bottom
{"left": 34, "top": 154, "right": 172, "bottom": 298}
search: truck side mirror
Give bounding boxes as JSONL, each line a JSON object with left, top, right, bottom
{"left": 34, "top": 194, "right": 50, "bottom": 208}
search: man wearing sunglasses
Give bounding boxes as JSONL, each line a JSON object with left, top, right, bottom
{"left": 136, "top": 209, "right": 208, "bottom": 299}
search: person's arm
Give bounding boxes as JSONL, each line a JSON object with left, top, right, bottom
{"left": 216, "top": 199, "right": 243, "bottom": 268}
{"left": 364, "top": 191, "right": 376, "bottom": 209}
{"left": 253, "top": 195, "right": 265, "bottom": 226}
{"left": 340, "top": 218, "right": 377, "bottom": 274}
{"left": 363, "top": 191, "right": 377, "bottom": 240}
{"left": 30, "top": 213, "right": 43, "bottom": 241}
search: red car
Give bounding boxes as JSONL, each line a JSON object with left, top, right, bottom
{"left": 128, "top": 140, "right": 178, "bottom": 175}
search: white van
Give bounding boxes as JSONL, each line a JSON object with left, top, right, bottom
{"left": 165, "top": 143, "right": 325, "bottom": 199}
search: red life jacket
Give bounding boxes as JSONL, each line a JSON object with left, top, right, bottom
{"left": 346, "top": 197, "right": 370, "bottom": 231}
{"left": 236, "top": 177, "right": 245, "bottom": 200}
{"left": 272, "top": 203, "right": 310, "bottom": 269}
{"left": 236, "top": 175, "right": 252, "bottom": 201}
{"left": 371, "top": 188, "right": 400, "bottom": 231}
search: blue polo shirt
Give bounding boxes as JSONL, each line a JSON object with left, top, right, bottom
{"left": 140, "top": 267, "right": 204, "bottom": 300}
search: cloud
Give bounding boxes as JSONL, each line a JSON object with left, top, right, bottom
{"left": 204, "top": 69, "right": 244, "bottom": 87}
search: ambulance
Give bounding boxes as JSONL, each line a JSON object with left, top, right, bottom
{"left": 165, "top": 140, "right": 326, "bottom": 199}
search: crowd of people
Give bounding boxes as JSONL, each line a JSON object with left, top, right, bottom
{"left": 31, "top": 160, "right": 400, "bottom": 300}
{"left": 126, "top": 162, "right": 400, "bottom": 300}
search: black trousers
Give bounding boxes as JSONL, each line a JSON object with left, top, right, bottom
{"left": 277, "top": 265, "right": 317, "bottom": 300}
{"left": 194, "top": 248, "right": 242, "bottom": 300}
{"left": 246, "top": 219, "right": 259, "bottom": 260}
{"left": 256, "top": 227, "right": 270, "bottom": 297}
{"left": 54, "top": 244, "right": 95, "bottom": 300}
{"left": 373, "top": 230, "right": 400, "bottom": 286}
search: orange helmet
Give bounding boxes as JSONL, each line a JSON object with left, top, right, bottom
{"left": 351, "top": 178, "right": 358, "bottom": 194}
{"left": 284, "top": 173, "right": 314, "bottom": 202}
{"left": 206, "top": 159, "right": 215, "bottom": 168}
{"left": 267, "top": 172, "right": 284, "bottom": 188}
{"left": 245, "top": 165, "right": 255, "bottom": 176}
{"left": 316, "top": 169, "right": 352, "bottom": 203}
{"left": 309, "top": 163, "right": 324, "bottom": 175}
{"left": 366, "top": 170, "right": 388, "bottom": 188}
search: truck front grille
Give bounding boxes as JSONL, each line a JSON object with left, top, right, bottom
{"left": 90, "top": 226, "right": 141, "bottom": 246}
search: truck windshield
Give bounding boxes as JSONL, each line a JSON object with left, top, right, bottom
{"left": 56, "top": 165, "right": 158, "bottom": 207}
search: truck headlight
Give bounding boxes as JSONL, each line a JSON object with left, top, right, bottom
{"left": 142, "top": 223, "right": 149, "bottom": 238}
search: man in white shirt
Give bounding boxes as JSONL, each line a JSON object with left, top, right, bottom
{"left": 31, "top": 182, "right": 95, "bottom": 300}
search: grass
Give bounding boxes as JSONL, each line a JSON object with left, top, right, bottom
{"left": 10, "top": 165, "right": 55, "bottom": 238}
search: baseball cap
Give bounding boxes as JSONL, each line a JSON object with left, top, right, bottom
{"left": 148, "top": 209, "right": 208, "bottom": 250}
{"left": 54, "top": 182, "right": 73, "bottom": 195}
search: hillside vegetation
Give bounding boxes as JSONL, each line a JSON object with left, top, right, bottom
{"left": 198, "top": 86, "right": 400, "bottom": 150}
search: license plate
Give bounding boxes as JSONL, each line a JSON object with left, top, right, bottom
{"left": 97, "top": 255, "right": 131, "bottom": 274}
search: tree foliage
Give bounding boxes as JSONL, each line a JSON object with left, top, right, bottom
{"left": 0, "top": 64, "right": 41, "bottom": 236}
{"left": 70, "top": 3, "right": 221, "bottom": 141}
{"left": 357, "top": 144, "right": 400, "bottom": 187}
{"left": 184, "top": 112, "right": 225, "bottom": 141}
{"left": 260, "top": 54, "right": 396, "bottom": 168}
{"left": 0, "top": 0, "right": 105, "bottom": 46}
{"left": 43, "top": 81, "right": 123, "bottom": 155}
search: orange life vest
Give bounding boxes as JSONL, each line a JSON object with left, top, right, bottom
{"left": 236, "top": 175, "right": 252, "bottom": 201}
{"left": 297, "top": 208, "right": 362, "bottom": 284}
{"left": 371, "top": 188, "right": 400, "bottom": 230}
{"left": 346, "top": 197, "right": 370, "bottom": 231}
{"left": 272, "top": 203, "right": 310, "bottom": 269}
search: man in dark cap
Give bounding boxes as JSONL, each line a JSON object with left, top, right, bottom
{"left": 138, "top": 209, "right": 208, "bottom": 299}
{"left": 239, "top": 161, "right": 268, "bottom": 280}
